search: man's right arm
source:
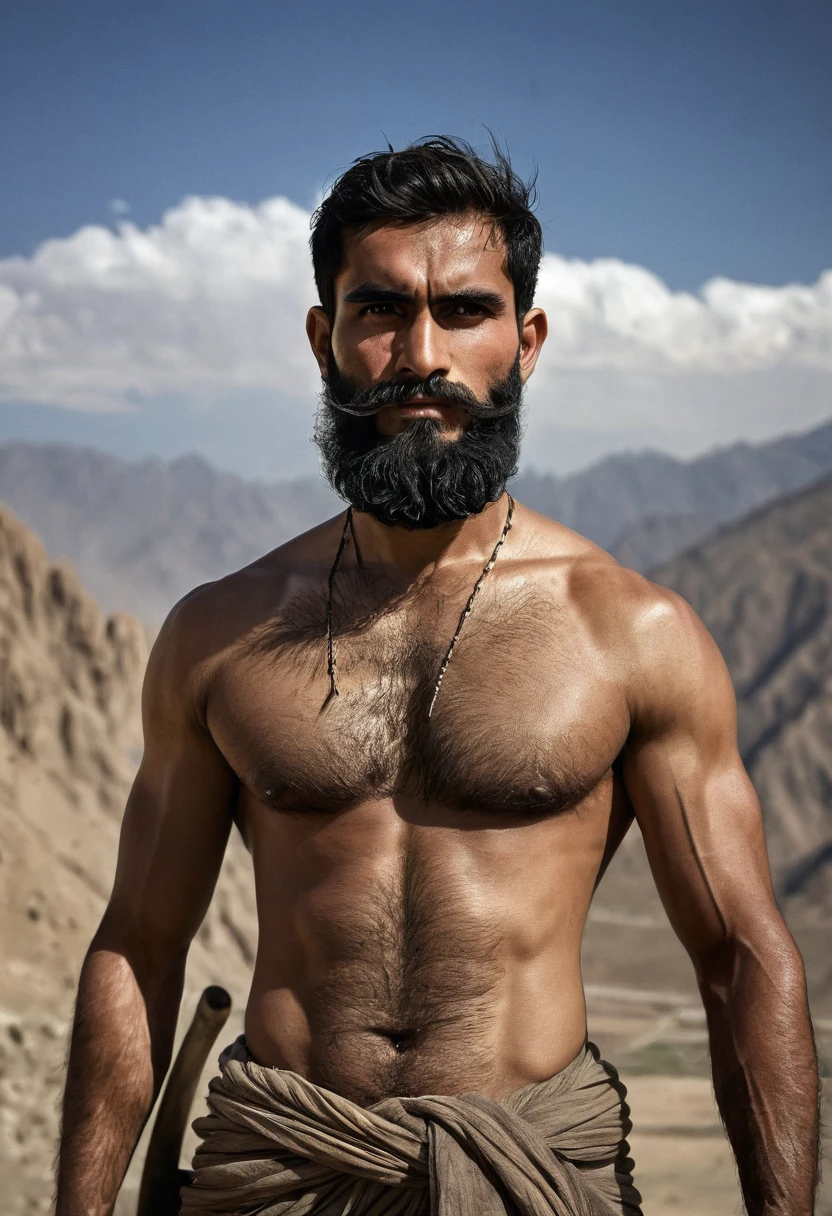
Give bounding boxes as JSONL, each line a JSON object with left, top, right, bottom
{"left": 55, "top": 594, "right": 237, "bottom": 1216}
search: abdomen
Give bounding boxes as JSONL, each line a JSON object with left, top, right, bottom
{"left": 243, "top": 795, "right": 609, "bottom": 1104}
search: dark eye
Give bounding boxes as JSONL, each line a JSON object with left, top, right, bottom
{"left": 448, "top": 303, "right": 488, "bottom": 319}
{"left": 360, "top": 303, "right": 399, "bottom": 316}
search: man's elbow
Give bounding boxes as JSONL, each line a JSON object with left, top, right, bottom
{"left": 693, "top": 913, "right": 807, "bottom": 1003}
{"left": 88, "top": 906, "right": 190, "bottom": 994}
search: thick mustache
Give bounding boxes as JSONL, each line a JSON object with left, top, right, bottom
{"left": 325, "top": 372, "right": 516, "bottom": 419}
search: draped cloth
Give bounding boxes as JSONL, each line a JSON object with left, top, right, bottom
{"left": 180, "top": 1036, "right": 643, "bottom": 1216}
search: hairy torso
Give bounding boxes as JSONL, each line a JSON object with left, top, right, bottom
{"left": 199, "top": 507, "right": 635, "bottom": 1103}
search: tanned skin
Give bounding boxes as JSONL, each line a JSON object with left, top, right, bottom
{"left": 57, "top": 214, "right": 818, "bottom": 1215}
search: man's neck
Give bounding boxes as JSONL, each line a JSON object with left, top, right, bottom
{"left": 348, "top": 493, "right": 511, "bottom": 582}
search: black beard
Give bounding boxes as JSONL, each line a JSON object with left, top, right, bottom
{"left": 313, "top": 355, "right": 524, "bottom": 530}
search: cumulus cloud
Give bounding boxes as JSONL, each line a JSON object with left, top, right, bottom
{"left": 535, "top": 256, "right": 832, "bottom": 373}
{"left": 0, "top": 194, "right": 830, "bottom": 467}
{"left": 0, "top": 196, "right": 318, "bottom": 411}
{"left": 524, "top": 257, "right": 832, "bottom": 460}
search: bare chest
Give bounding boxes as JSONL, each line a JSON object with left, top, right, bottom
{"left": 209, "top": 580, "right": 629, "bottom": 816}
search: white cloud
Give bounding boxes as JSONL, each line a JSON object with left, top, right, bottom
{"left": 0, "top": 194, "right": 830, "bottom": 468}
{"left": 109, "top": 198, "right": 131, "bottom": 215}
{"left": 524, "top": 257, "right": 832, "bottom": 460}
{"left": 534, "top": 257, "right": 832, "bottom": 373}
{"left": 0, "top": 196, "right": 318, "bottom": 412}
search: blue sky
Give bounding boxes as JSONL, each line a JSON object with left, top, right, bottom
{"left": 1, "top": 0, "right": 830, "bottom": 478}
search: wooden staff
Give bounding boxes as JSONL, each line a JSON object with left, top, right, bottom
{"left": 136, "top": 985, "right": 232, "bottom": 1216}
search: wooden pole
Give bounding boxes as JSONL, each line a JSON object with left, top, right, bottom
{"left": 136, "top": 985, "right": 232, "bottom": 1216}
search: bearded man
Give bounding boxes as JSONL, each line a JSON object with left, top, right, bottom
{"left": 56, "top": 138, "right": 818, "bottom": 1216}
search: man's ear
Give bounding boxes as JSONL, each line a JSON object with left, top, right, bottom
{"left": 518, "top": 307, "right": 548, "bottom": 384}
{"left": 306, "top": 306, "right": 331, "bottom": 376}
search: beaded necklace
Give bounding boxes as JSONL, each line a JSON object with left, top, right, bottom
{"left": 323, "top": 494, "right": 515, "bottom": 717}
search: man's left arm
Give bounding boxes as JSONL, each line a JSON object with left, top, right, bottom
{"left": 621, "top": 585, "right": 819, "bottom": 1216}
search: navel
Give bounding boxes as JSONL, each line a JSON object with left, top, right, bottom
{"left": 373, "top": 1027, "right": 420, "bottom": 1054}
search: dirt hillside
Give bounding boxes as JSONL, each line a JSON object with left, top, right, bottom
{"left": 0, "top": 505, "right": 255, "bottom": 1214}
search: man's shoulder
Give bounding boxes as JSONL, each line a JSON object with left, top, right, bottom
{"left": 174, "top": 512, "right": 345, "bottom": 615}
{"left": 149, "top": 511, "right": 347, "bottom": 681}
{"left": 568, "top": 550, "right": 703, "bottom": 670}
{"left": 551, "top": 543, "right": 726, "bottom": 724}
{"left": 513, "top": 499, "right": 701, "bottom": 652}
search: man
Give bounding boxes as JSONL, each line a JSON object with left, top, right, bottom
{"left": 56, "top": 138, "right": 818, "bottom": 1215}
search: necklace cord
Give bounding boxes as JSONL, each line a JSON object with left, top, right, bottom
{"left": 323, "top": 508, "right": 353, "bottom": 707}
{"left": 427, "top": 493, "right": 514, "bottom": 718}
{"left": 322, "top": 494, "right": 515, "bottom": 717}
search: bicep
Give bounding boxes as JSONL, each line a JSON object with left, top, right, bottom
{"left": 100, "top": 613, "right": 238, "bottom": 965}
{"left": 622, "top": 597, "right": 779, "bottom": 969}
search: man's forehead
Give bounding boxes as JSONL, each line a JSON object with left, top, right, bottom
{"left": 336, "top": 213, "right": 511, "bottom": 293}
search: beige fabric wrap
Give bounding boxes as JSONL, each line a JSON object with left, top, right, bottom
{"left": 181, "top": 1037, "right": 642, "bottom": 1216}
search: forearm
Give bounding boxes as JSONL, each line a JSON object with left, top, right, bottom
{"left": 700, "top": 933, "right": 819, "bottom": 1216}
{"left": 56, "top": 938, "right": 185, "bottom": 1216}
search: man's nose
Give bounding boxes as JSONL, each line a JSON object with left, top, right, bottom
{"left": 393, "top": 309, "right": 451, "bottom": 381}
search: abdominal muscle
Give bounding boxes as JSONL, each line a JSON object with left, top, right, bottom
{"left": 239, "top": 790, "right": 613, "bottom": 1107}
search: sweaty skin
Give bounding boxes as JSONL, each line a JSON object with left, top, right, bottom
{"left": 56, "top": 214, "right": 818, "bottom": 1216}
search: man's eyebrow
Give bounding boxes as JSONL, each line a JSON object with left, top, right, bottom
{"left": 342, "top": 282, "right": 507, "bottom": 312}
{"left": 431, "top": 287, "right": 506, "bottom": 312}
{"left": 342, "top": 282, "right": 413, "bottom": 305}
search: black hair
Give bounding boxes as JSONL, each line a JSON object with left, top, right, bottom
{"left": 310, "top": 135, "right": 542, "bottom": 321}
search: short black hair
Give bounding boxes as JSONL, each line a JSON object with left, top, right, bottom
{"left": 310, "top": 135, "right": 542, "bottom": 321}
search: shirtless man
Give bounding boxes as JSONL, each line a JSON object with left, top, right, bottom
{"left": 56, "top": 138, "right": 818, "bottom": 1216}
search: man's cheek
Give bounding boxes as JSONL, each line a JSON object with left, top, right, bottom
{"left": 360, "top": 343, "right": 396, "bottom": 382}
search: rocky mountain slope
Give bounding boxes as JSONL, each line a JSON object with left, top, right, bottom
{"left": 0, "top": 505, "right": 256, "bottom": 1214}
{"left": 0, "top": 415, "right": 830, "bottom": 623}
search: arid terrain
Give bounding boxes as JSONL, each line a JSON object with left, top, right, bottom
{"left": 0, "top": 504, "right": 256, "bottom": 1213}
{"left": 1, "top": 468, "right": 830, "bottom": 1213}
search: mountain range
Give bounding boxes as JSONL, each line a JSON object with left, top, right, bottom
{"left": 0, "top": 415, "right": 830, "bottom": 622}
{"left": 518, "top": 415, "right": 832, "bottom": 562}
